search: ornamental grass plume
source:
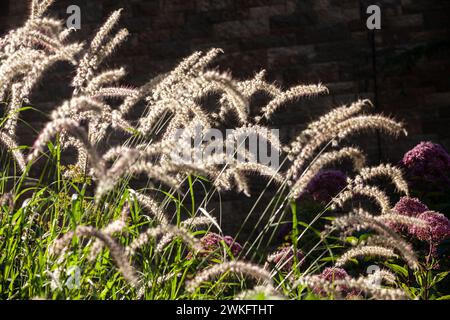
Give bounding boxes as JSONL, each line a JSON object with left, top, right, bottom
{"left": 367, "top": 269, "right": 397, "bottom": 285}
{"left": 287, "top": 99, "right": 374, "bottom": 157}
{"left": 224, "top": 124, "right": 282, "bottom": 151}
{"left": 95, "top": 160, "right": 180, "bottom": 199}
{"left": 218, "top": 162, "right": 285, "bottom": 197}
{"left": 186, "top": 261, "right": 272, "bottom": 293}
{"left": 3, "top": 83, "right": 23, "bottom": 136}
{"left": 0, "top": 131, "right": 26, "bottom": 172}
{"left": 1, "top": 0, "right": 433, "bottom": 301}
{"left": 375, "top": 213, "right": 428, "bottom": 230}
{"left": 258, "top": 83, "right": 329, "bottom": 121}
{"left": 88, "top": 204, "right": 130, "bottom": 262}
{"left": 48, "top": 225, "right": 138, "bottom": 286}
{"left": 335, "top": 246, "right": 398, "bottom": 267}
{"left": 27, "top": 118, "right": 81, "bottom": 162}
{"left": 50, "top": 96, "right": 109, "bottom": 121}
{"left": 289, "top": 146, "right": 366, "bottom": 200}
{"left": 85, "top": 68, "right": 126, "bottom": 93}
{"left": 195, "top": 70, "right": 249, "bottom": 124}
{"left": 0, "top": 0, "right": 83, "bottom": 134}
{"left": 326, "top": 209, "right": 420, "bottom": 269}
{"left": 72, "top": 9, "right": 127, "bottom": 94}
{"left": 214, "top": 69, "right": 282, "bottom": 122}
{"left": 125, "top": 224, "right": 202, "bottom": 257}
{"left": 27, "top": 118, "right": 105, "bottom": 177}
{"left": 331, "top": 184, "right": 392, "bottom": 214}
{"left": 0, "top": 0, "right": 81, "bottom": 172}
{"left": 232, "top": 70, "right": 281, "bottom": 99}
{"left": 235, "top": 285, "right": 285, "bottom": 300}
{"left": 297, "top": 271, "right": 408, "bottom": 300}
{"left": 182, "top": 216, "right": 218, "bottom": 229}
{"left": 286, "top": 115, "right": 406, "bottom": 181}
{"left": 0, "top": 192, "right": 13, "bottom": 209}
{"left": 156, "top": 216, "right": 218, "bottom": 253}
{"left": 61, "top": 136, "right": 88, "bottom": 177}
{"left": 30, "top": 0, "right": 55, "bottom": 19}
{"left": 352, "top": 164, "right": 409, "bottom": 196}
{"left": 129, "top": 190, "right": 169, "bottom": 225}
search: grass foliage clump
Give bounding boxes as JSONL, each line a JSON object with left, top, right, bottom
{"left": 0, "top": 0, "right": 449, "bottom": 300}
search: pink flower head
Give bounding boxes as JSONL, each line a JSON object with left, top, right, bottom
{"left": 267, "top": 246, "right": 304, "bottom": 271}
{"left": 410, "top": 211, "right": 450, "bottom": 244}
{"left": 305, "top": 169, "right": 347, "bottom": 203}
{"left": 314, "top": 267, "right": 357, "bottom": 297}
{"left": 400, "top": 141, "right": 450, "bottom": 187}
{"left": 393, "top": 197, "right": 429, "bottom": 217}
{"left": 199, "top": 232, "right": 242, "bottom": 257}
{"left": 388, "top": 197, "right": 429, "bottom": 232}
{"left": 222, "top": 235, "right": 242, "bottom": 256}
{"left": 319, "top": 267, "right": 349, "bottom": 282}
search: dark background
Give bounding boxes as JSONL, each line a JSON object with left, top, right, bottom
{"left": 1, "top": 0, "right": 450, "bottom": 236}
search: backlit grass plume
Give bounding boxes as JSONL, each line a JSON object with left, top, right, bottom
{"left": 1, "top": 0, "right": 446, "bottom": 301}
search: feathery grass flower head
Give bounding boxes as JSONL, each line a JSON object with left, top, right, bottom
{"left": 410, "top": 211, "right": 450, "bottom": 244}
{"left": 186, "top": 260, "right": 272, "bottom": 293}
{"left": 235, "top": 285, "right": 285, "bottom": 300}
{"left": 314, "top": 267, "right": 357, "bottom": 297}
{"left": 336, "top": 246, "right": 398, "bottom": 267}
{"left": 400, "top": 141, "right": 450, "bottom": 188}
{"left": 0, "top": 192, "right": 13, "bottom": 209}
{"left": 304, "top": 169, "right": 347, "bottom": 203}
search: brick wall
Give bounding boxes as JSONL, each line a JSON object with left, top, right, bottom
{"left": 1, "top": 0, "right": 450, "bottom": 236}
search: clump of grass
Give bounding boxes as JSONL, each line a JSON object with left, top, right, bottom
{"left": 0, "top": 0, "right": 448, "bottom": 300}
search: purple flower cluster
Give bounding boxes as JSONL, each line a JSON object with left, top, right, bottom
{"left": 319, "top": 267, "right": 349, "bottom": 282}
{"left": 389, "top": 196, "right": 429, "bottom": 232}
{"left": 305, "top": 169, "right": 348, "bottom": 203}
{"left": 400, "top": 141, "right": 450, "bottom": 187}
{"left": 199, "top": 232, "right": 242, "bottom": 257}
{"left": 268, "top": 246, "right": 304, "bottom": 271}
{"left": 389, "top": 197, "right": 450, "bottom": 257}
{"left": 410, "top": 211, "right": 450, "bottom": 244}
{"left": 394, "top": 196, "right": 429, "bottom": 216}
